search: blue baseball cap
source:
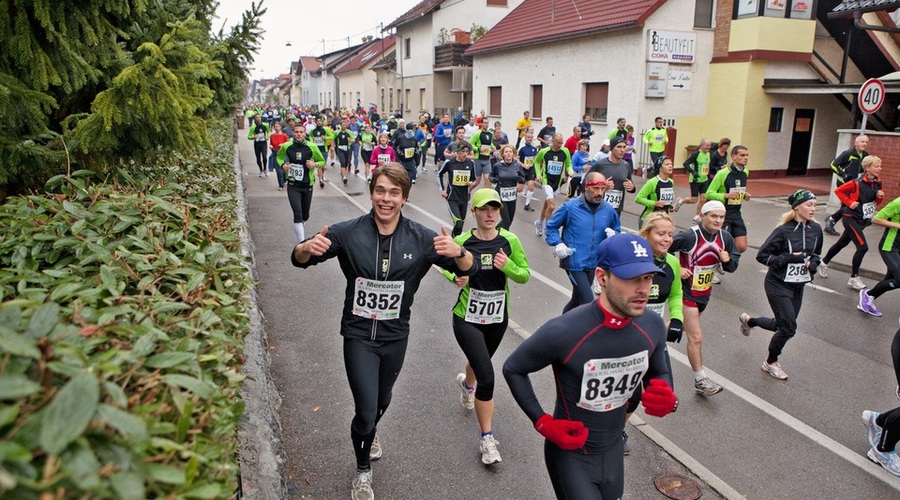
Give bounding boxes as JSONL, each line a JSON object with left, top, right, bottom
{"left": 596, "top": 234, "right": 664, "bottom": 279}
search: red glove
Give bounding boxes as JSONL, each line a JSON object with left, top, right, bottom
{"left": 641, "top": 379, "right": 678, "bottom": 417}
{"left": 534, "top": 414, "right": 588, "bottom": 450}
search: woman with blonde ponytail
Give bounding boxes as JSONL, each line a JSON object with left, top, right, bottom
{"left": 738, "top": 189, "right": 823, "bottom": 380}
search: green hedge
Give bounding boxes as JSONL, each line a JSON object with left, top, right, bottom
{"left": 0, "top": 121, "right": 252, "bottom": 498}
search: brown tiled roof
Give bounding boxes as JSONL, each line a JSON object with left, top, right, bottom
{"left": 385, "top": 0, "right": 443, "bottom": 30}
{"left": 335, "top": 36, "right": 396, "bottom": 75}
{"left": 299, "top": 56, "right": 321, "bottom": 72}
{"left": 371, "top": 51, "right": 397, "bottom": 70}
{"left": 466, "top": 0, "right": 667, "bottom": 56}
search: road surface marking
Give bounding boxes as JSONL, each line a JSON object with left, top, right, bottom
{"left": 326, "top": 183, "right": 900, "bottom": 494}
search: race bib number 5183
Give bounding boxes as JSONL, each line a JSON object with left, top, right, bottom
{"left": 577, "top": 351, "right": 648, "bottom": 412}
{"left": 352, "top": 278, "right": 404, "bottom": 320}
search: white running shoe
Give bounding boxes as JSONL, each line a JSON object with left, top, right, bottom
{"left": 694, "top": 377, "right": 724, "bottom": 396}
{"left": 592, "top": 277, "right": 602, "bottom": 295}
{"left": 817, "top": 262, "right": 828, "bottom": 278}
{"left": 673, "top": 197, "right": 684, "bottom": 212}
{"left": 351, "top": 470, "right": 374, "bottom": 500}
{"left": 534, "top": 219, "right": 543, "bottom": 237}
{"left": 862, "top": 410, "right": 883, "bottom": 449}
{"left": 848, "top": 276, "right": 865, "bottom": 290}
{"left": 712, "top": 274, "right": 721, "bottom": 284}
{"left": 761, "top": 361, "right": 788, "bottom": 380}
{"left": 480, "top": 435, "right": 502, "bottom": 465}
{"left": 369, "top": 434, "right": 382, "bottom": 461}
{"left": 691, "top": 215, "right": 702, "bottom": 225}
{"left": 867, "top": 448, "right": 900, "bottom": 476}
{"left": 456, "top": 373, "right": 475, "bottom": 410}
{"left": 739, "top": 313, "right": 752, "bottom": 337}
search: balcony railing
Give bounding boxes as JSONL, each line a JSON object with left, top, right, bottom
{"left": 434, "top": 44, "right": 472, "bottom": 69}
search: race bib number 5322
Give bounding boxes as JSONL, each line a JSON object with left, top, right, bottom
{"left": 578, "top": 351, "right": 648, "bottom": 412}
{"left": 352, "top": 278, "right": 404, "bottom": 320}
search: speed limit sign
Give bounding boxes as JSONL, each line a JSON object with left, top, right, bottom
{"left": 858, "top": 78, "right": 885, "bottom": 115}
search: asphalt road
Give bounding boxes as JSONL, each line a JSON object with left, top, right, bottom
{"left": 240, "top": 140, "right": 900, "bottom": 499}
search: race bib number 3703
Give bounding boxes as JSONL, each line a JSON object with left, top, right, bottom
{"left": 577, "top": 351, "right": 648, "bottom": 412}
{"left": 352, "top": 278, "right": 404, "bottom": 320}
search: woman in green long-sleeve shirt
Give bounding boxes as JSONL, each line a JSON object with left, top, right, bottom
{"left": 635, "top": 155, "right": 682, "bottom": 228}
{"left": 443, "top": 188, "right": 530, "bottom": 466}
{"left": 620, "top": 211, "right": 683, "bottom": 454}
{"left": 858, "top": 196, "right": 900, "bottom": 317}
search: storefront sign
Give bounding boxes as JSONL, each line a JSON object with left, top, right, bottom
{"left": 645, "top": 62, "right": 668, "bottom": 98}
{"left": 647, "top": 30, "right": 696, "bottom": 64}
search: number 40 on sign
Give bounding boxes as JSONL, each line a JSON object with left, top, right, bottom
{"left": 858, "top": 78, "right": 885, "bottom": 134}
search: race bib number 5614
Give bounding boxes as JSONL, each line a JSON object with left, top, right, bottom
{"left": 577, "top": 351, "right": 648, "bottom": 412}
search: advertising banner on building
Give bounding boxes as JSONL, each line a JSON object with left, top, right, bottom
{"left": 647, "top": 30, "right": 696, "bottom": 64}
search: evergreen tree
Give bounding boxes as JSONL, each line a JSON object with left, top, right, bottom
{"left": 0, "top": 0, "right": 264, "bottom": 197}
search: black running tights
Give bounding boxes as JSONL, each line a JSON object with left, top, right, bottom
{"left": 344, "top": 337, "right": 408, "bottom": 471}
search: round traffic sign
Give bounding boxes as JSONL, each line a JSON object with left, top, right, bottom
{"left": 858, "top": 78, "right": 885, "bottom": 114}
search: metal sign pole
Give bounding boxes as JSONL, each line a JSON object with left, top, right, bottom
{"left": 860, "top": 113, "right": 868, "bottom": 135}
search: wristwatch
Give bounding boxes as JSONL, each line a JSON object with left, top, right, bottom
{"left": 458, "top": 246, "right": 467, "bottom": 258}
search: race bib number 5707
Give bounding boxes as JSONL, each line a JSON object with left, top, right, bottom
{"left": 577, "top": 351, "right": 648, "bottom": 412}
{"left": 352, "top": 278, "right": 404, "bottom": 320}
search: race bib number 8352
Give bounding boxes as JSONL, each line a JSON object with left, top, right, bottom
{"left": 352, "top": 278, "right": 404, "bottom": 320}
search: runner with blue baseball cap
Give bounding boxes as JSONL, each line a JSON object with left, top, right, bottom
{"left": 504, "top": 233, "right": 676, "bottom": 499}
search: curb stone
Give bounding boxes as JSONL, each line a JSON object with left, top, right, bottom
{"left": 234, "top": 143, "right": 286, "bottom": 499}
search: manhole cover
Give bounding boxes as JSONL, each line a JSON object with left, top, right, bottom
{"left": 654, "top": 473, "right": 702, "bottom": 499}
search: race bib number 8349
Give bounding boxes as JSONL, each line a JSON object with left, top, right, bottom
{"left": 577, "top": 351, "right": 648, "bottom": 412}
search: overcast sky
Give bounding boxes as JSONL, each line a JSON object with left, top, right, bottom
{"left": 215, "top": 0, "right": 417, "bottom": 80}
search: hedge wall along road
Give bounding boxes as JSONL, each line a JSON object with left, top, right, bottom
{"left": 0, "top": 122, "right": 252, "bottom": 498}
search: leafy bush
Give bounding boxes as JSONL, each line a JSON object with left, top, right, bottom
{"left": 0, "top": 120, "right": 251, "bottom": 498}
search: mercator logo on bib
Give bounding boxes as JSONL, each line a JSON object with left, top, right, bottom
{"left": 578, "top": 351, "right": 648, "bottom": 412}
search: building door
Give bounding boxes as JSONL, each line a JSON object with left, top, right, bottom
{"left": 787, "top": 109, "right": 814, "bottom": 175}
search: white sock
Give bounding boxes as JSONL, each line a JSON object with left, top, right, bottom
{"left": 294, "top": 222, "right": 305, "bottom": 242}
{"left": 525, "top": 190, "right": 533, "bottom": 205}
{"left": 693, "top": 370, "right": 706, "bottom": 382}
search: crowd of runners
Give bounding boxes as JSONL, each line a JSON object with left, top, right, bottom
{"left": 248, "top": 102, "right": 900, "bottom": 498}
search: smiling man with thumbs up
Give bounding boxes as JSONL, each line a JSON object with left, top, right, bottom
{"left": 291, "top": 164, "right": 475, "bottom": 500}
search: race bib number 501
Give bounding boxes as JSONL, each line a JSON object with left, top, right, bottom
{"left": 352, "top": 278, "right": 404, "bottom": 320}
{"left": 578, "top": 351, "right": 648, "bottom": 412}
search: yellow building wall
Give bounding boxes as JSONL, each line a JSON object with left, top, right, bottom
{"left": 729, "top": 17, "right": 816, "bottom": 53}
{"left": 676, "top": 60, "right": 771, "bottom": 170}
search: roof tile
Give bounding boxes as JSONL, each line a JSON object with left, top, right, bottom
{"left": 299, "top": 56, "right": 321, "bottom": 72}
{"left": 385, "top": 0, "right": 444, "bottom": 30}
{"left": 335, "top": 36, "right": 396, "bottom": 75}
{"left": 467, "top": 0, "right": 666, "bottom": 56}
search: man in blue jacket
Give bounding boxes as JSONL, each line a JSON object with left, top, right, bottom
{"left": 545, "top": 171, "right": 620, "bottom": 312}
{"left": 433, "top": 114, "right": 454, "bottom": 170}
